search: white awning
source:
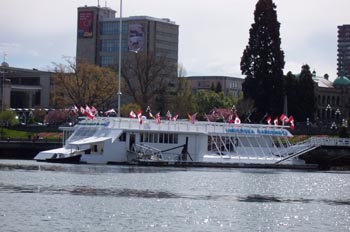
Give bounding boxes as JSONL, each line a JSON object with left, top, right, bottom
{"left": 69, "top": 136, "right": 111, "bottom": 146}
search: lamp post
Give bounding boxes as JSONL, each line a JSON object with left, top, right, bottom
{"left": 0, "top": 66, "right": 6, "bottom": 112}
{"left": 335, "top": 108, "right": 341, "bottom": 126}
{"left": 117, "top": 0, "right": 123, "bottom": 117}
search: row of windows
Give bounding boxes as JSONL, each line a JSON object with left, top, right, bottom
{"left": 157, "top": 31, "right": 176, "bottom": 38}
{"left": 155, "top": 39, "right": 177, "bottom": 47}
{"left": 100, "top": 39, "right": 128, "bottom": 52}
{"left": 100, "top": 56, "right": 116, "bottom": 67}
{"left": 100, "top": 22, "right": 128, "bottom": 35}
{"left": 140, "top": 132, "right": 178, "bottom": 144}
{"left": 317, "top": 95, "right": 346, "bottom": 106}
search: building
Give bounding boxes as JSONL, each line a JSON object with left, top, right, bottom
{"left": 337, "top": 25, "right": 350, "bottom": 77}
{"left": 312, "top": 71, "right": 349, "bottom": 126}
{"left": 76, "top": 5, "right": 178, "bottom": 74}
{"left": 0, "top": 62, "right": 52, "bottom": 110}
{"left": 186, "top": 76, "right": 244, "bottom": 97}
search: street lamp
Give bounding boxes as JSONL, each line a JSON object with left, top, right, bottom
{"left": 0, "top": 61, "right": 8, "bottom": 112}
{"left": 117, "top": 0, "right": 123, "bottom": 117}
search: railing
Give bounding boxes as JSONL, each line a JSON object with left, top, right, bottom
{"left": 297, "top": 137, "right": 350, "bottom": 147}
{"left": 79, "top": 117, "right": 293, "bottom": 137}
{"left": 131, "top": 143, "right": 163, "bottom": 160}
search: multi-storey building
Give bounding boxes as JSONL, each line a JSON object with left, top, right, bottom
{"left": 337, "top": 25, "right": 350, "bottom": 77}
{"left": 0, "top": 62, "right": 52, "bottom": 110}
{"left": 76, "top": 5, "right": 178, "bottom": 74}
{"left": 186, "top": 76, "right": 244, "bottom": 98}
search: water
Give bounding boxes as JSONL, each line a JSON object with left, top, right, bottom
{"left": 0, "top": 160, "right": 349, "bottom": 232}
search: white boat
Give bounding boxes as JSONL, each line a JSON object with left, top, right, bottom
{"left": 34, "top": 117, "right": 317, "bottom": 166}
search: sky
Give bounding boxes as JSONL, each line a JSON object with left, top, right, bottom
{"left": 0, "top": 0, "right": 348, "bottom": 81}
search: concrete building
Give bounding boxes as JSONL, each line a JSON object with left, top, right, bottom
{"left": 76, "top": 5, "right": 178, "bottom": 74}
{"left": 312, "top": 71, "right": 349, "bottom": 126}
{"left": 186, "top": 76, "right": 244, "bottom": 98}
{"left": 0, "top": 62, "right": 52, "bottom": 110}
{"left": 337, "top": 25, "right": 350, "bottom": 77}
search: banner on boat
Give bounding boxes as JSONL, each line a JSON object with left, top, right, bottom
{"left": 225, "top": 127, "right": 292, "bottom": 137}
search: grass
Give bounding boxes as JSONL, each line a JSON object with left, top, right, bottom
{"left": 1, "top": 128, "right": 62, "bottom": 140}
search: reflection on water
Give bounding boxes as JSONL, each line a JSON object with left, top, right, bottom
{"left": 1, "top": 183, "right": 349, "bottom": 206}
{"left": 0, "top": 160, "right": 349, "bottom": 232}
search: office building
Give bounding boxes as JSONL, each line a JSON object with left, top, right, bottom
{"left": 186, "top": 76, "right": 244, "bottom": 98}
{"left": 337, "top": 25, "right": 350, "bottom": 77}
{"left": 76, "top": 5, "right": 178, "bottom": 74}
{"left": 0, "top": 62, "right": 52, "bottom": 110}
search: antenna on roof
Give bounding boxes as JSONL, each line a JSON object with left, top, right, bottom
{"left": 97, "top": 0, "right": 100, "bottom": 7}
{"left": 2, "top": 51, "right": 7, "bottom": 63}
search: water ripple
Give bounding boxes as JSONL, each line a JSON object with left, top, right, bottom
{"left": 1, "top": 183, "right": 349, "bottom": 206}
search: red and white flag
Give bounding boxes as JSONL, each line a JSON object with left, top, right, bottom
{"left": 188, "top": 112, "right": 197, "bottom": 124}
{"left": 234, "top": 115, "right": 241, "bottom": 124}
{"left": 273, "top": 117, "right": 279, "bottom": 126}
{"left": 73, "top": 105, "right": 79, "bottom": 114}
{"left": 280, "top": 114, "right": 289, "bottom": 126}
{"left": 155, "top": 112, "right": 161, "bottom": 124}
{"left": 80, "top": 105, "right": 94, "bottom": 120}
{"left": 228, "top": 114, "right": 234, "bottom": 124}
{"left": 166, "top": 110, "right": 172, "bottom": 120}
{"left": 129, "top": 110, "right": 137, "bottom": 118}
{"left": 172, "top": 113, "right": 179, "bottom": 121}
{"left": 84, "top": 105, "right": 94, "bottom": 120}
{"left": 104, "top": 109, "right": 116, "bottom": 115}
{"left": 91, "top": 106, "right": 97, "bottom": 116}
{"left": 288, "top": 116, "right": 295, "bottom": 130}
{"left": 149, "top": 111, "right": 155, "bottom": 119}
{"left": 266, "top": 116, "right": 272, "bottom": 125}
{"left": 137, "top": 110, "right": 142, "bottom": 124}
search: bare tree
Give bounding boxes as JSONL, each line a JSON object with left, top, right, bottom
{"left": 53, "top": 59, "right": 118, "bottom": 109}
{"left": 121, "top": 52, "right": 177, "bottom": 111}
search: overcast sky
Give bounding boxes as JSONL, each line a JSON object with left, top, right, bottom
{"left": 0, "top": 0, "right": 348, "bottom": 80}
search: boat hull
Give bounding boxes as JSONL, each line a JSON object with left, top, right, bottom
{"left": 38, "top": 154, "right": 82, "bottom": 164}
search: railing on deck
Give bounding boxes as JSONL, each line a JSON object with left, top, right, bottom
{"left": 297, "top": 137, "right": 350, "bottom": 147}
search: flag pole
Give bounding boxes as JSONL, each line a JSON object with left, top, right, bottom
{"left": 117, "top": 0, "right": 122, "bottom": 117}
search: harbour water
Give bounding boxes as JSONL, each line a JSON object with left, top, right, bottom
{"left": 0, "top": 160, "right": 349, "bottom": 232}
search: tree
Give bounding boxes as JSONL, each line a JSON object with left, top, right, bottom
{"left": 194, "top": 90, "right": 237, "bottom": 117}
{"left": 215, "top": 82, "right": 222, "bottom": 93}
{"left": 240, "top": 0, "right": 285, "bottom": 120}
{"left": 53, "top": 60, "right": 118, "bottom": 109}
{"left": 44, "top": 110, "right": 70, "bottom": 125}
{"left": 297, "top": 64, "right": 315, "bottom": 120}
{"left": 0, "top": 108, "right": 18, "bottom": 126}
{"left": 172, "top": 77, "right": 196, "bottom": 117}
{"left": 121, "top": 52, "right": 177, "bottom": 111}
{"left": 120, "top": 103, "right": 141, "bottom": 117}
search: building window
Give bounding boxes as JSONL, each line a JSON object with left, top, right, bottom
{"left": 101, "top": 39, "right": 118, "bottom": 52}
{"left": 100, "top": 56, "right": 116, "bottom": 67}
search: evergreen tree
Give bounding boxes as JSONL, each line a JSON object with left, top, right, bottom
{"left": 298, "top": 64, "right": 315, "bottom": 120}
{"left": 215, "top": 82, "right": 222, "bottom": 93}
{"left": 240, "top": 0, "right": 285, "bottom": 120}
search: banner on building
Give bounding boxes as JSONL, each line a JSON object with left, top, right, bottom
{"left": 78, "top": 11, "right": 94, "bottom": 38}
{"left": 128, "top": 24, "right": 144, "bottom": 52}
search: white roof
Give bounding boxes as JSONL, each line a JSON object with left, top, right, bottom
{"left": 69, "top": 136, "right": 111, "bottom": 146}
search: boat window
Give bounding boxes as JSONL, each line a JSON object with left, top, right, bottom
{"left": 140, "top": 132, "right": 178, "bottom": 144}
{"left": 174, "top": 134, "right": 178, "bottom": 144}
{"left": 119, "top": 133, "right": 126, "bottom": 141}
{"left": 153, "top": 133, "right": 158, "bottom": 143}
{"left": 164, "top": 134, "right": 169, "bottom": 143}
